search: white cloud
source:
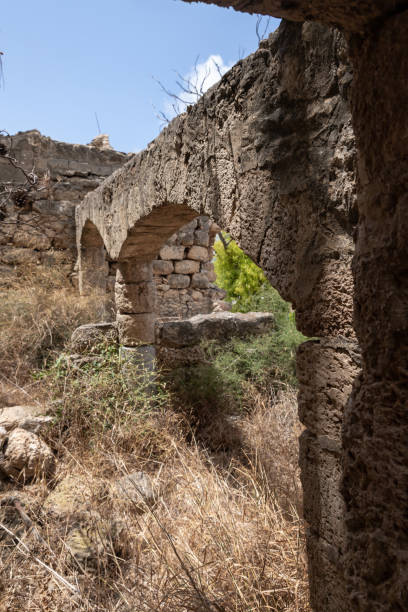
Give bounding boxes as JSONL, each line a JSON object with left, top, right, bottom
{"left": 161, "top": 54, "right": 234, "bottom": 122}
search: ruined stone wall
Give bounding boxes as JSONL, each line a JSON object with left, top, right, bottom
{"left": 153, "top": 216, "right": 226, "bottom": 319}
{"left": 0, "top": 132, "right": 225, "bottom": 322}
{"left": 0, "top": 130, "right": 127, "bottom": 285}
{"left": 103, "top": 216, "right": 227, "bottom": 320}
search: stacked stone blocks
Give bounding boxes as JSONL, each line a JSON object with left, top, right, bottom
{"left": 152, "top": 216, "right": 224, "bottom": 320}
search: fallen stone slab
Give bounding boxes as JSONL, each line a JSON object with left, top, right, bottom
{"left": 156, "top": 311, "right": 274, "bottom": 348}
{"left": 0, "top": 405, "right": 52, "bottom": 434}
{"left": 70, "top": 322, "right": 118, "bottom": 353}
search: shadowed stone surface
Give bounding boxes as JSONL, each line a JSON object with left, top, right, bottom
{"left": 70, "top": 322, "right": 118, "bottom": 354}
{"left": 181, "top": 0, "right": 408, "bottom": 32}
{"left": 178, "top": 2, "right": 408, "bottom": 611}
{"left": 156, "top": 311, "right": 274, "bottom": 348}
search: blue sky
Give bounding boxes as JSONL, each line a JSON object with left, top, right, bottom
{"left": 0, "top": 1, "right": 279, "bottom": 153}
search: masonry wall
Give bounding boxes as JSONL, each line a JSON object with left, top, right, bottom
{"left": 0, "top": 130, "right": 127, "bottom": 286}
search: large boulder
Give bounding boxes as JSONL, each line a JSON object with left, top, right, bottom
{"left": 0, "top": 428, "right": 55, "bottom": 481}
{"left": 156, "top": 311, "right": 274, "bottom": 348}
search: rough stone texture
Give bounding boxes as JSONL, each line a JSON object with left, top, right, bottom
{"left": 0, "top": 405, "right": 52, "bottom": 434}
{"left": 177, "top": 3, "right": 408, "bottom": 611}
{"left": 0, "top": 130, "right": 127, "bottom": 285}
{"left": 151, "top": 216, "right": 223, "bottom": 319}
{"left": 116, "top": 313, "right": 156, "bottom": 345}
{"left": 115, "top": 280, "right": 156, "bottom": 314}
{"left": 341, "top": 12, "right": 408, "bottom": 612}
{"left": 156, "top": 311, "right": 274, "bottom": 349}
{"left": 181, "top": 0, "right": 407, "bottom": 33}
{"left": 70, "top": 322, "right": 118, "bottom": 354}
{"left": 113, "top": 471, "right": 156, "bottom": 511}
{"left": 77, "top": 22, "right": 355, "bottom": 340}
{"left": 0, "top": 428, "right": 55, "bottom": 481}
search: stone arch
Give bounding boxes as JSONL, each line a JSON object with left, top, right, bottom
{"left": 76, "top": 21, "right": 358, "bottom": 607}
{"left": 114, "top": 204, "right": 214, "bottom": 348}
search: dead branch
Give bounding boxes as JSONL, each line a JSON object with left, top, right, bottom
{"left": 256, "top": 15, "right": 271, "bottom": 44}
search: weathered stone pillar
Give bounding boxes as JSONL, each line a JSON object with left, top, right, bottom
{"left": 115, "top": 261, "right": 156, "bottom": 371}
{"left": 297, "top": 337, "right": 360, "bottom": 611}
{"left": 341, "top": 14, "right": 408, "bottom": 610}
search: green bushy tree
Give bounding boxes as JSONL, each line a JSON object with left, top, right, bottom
{"left": 214, "top": 236, "right": 266, "bottom": 310}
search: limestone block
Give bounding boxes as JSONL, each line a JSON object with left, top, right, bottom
{"left": 187, "top": 246, "right": 209, "bottom": 262}
{"left": 0, "top": 428, "right": 55, "bottom": 481}
{"left": 213, "top": 300, "right": 232, "bottom": 312}
{"left": 115, "top": 281, "right": 155, "bottom": 314}
{"left": 191, "top": 272, "right": 210, "bottom": 289}
{"left": 157, "top": 312, "right": 274, "bottom": 348}
{"left": 0, "top": 405, "right": 52, "bottom": 434}
{"left": 194, "top": 230, "right": 210, "bottom": 247}
{"left": 174, "top": 260, "right": 200, "bottom": 274}
{"left": 168, "top": 274, "right": 190, "bottom": 289}
{"left": 210, "top": 222, "right": 221, "bottom": 234}
{"left": 153, "top": 259, "right": 174, "bottom": 275}
{"left": 191, "top": 290, "right": 203, "bottom": 301}
{"left": 116, "top": 313, "right": 155, "bottom": 345}
{"left": 201, "top": 262, "right": 216, "bottom": 281}
{"left": 178, "top": 230, "right": 195, "bottom": 246}
{"left": 159, "top": 245, "right": 185, "bottom": 260}
{"left": 198, "top": 216, "right": 211, "bottom": 232}
{"left": 70, "top": 322, "right": 118, "bottom": 354}
{"left": 116, "top": 261, "right": 153, "bottom": 284}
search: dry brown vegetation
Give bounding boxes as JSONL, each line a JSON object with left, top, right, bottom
{"left": 0, "top": 269, "right": 309, "bottom": 611}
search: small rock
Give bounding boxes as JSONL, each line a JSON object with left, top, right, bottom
{"left": 0, "top": 429, "right": 55, "bottom": 481}
{"left": 65, "top": 518, "right": 127, "bottom": 564}
{"left": 114, "top": 471, "right": 156, "bottom": 511}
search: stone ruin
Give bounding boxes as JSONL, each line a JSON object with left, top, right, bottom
{"left": 2, "top": 0, "right": 408, "bottom": 608}
{"left": 0, "top": 131, "right": 226, "bottom": 320}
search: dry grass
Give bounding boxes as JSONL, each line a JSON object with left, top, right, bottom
{"left": 0, "top": 270, "right": 310, "bottom": 611}
{"left": 0, "top": 266, "right": 109, "bottom": 390}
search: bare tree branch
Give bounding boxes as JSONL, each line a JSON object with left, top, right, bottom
{"left": 256, "top": 16, "right": 271, "bottom": 44}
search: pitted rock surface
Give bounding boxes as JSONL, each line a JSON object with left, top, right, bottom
{"left": 156, "top": 312, "right": 274, "bottom": 348}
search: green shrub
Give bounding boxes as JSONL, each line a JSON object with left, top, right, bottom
{"left": 168, "top": 237, "right": 307, "bottom": 412}
{"left": 214, "top": 235, "right": 266, "bottom": 310}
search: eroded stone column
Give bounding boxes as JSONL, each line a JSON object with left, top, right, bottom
{"left": 297, "top": 337, "right": 360, "bottom": 611}
{"left": 342, "top": 13, "right": 408, "bottom": 610}
{"left": 115, "top": 260, "right": 156, "bottom": 374}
